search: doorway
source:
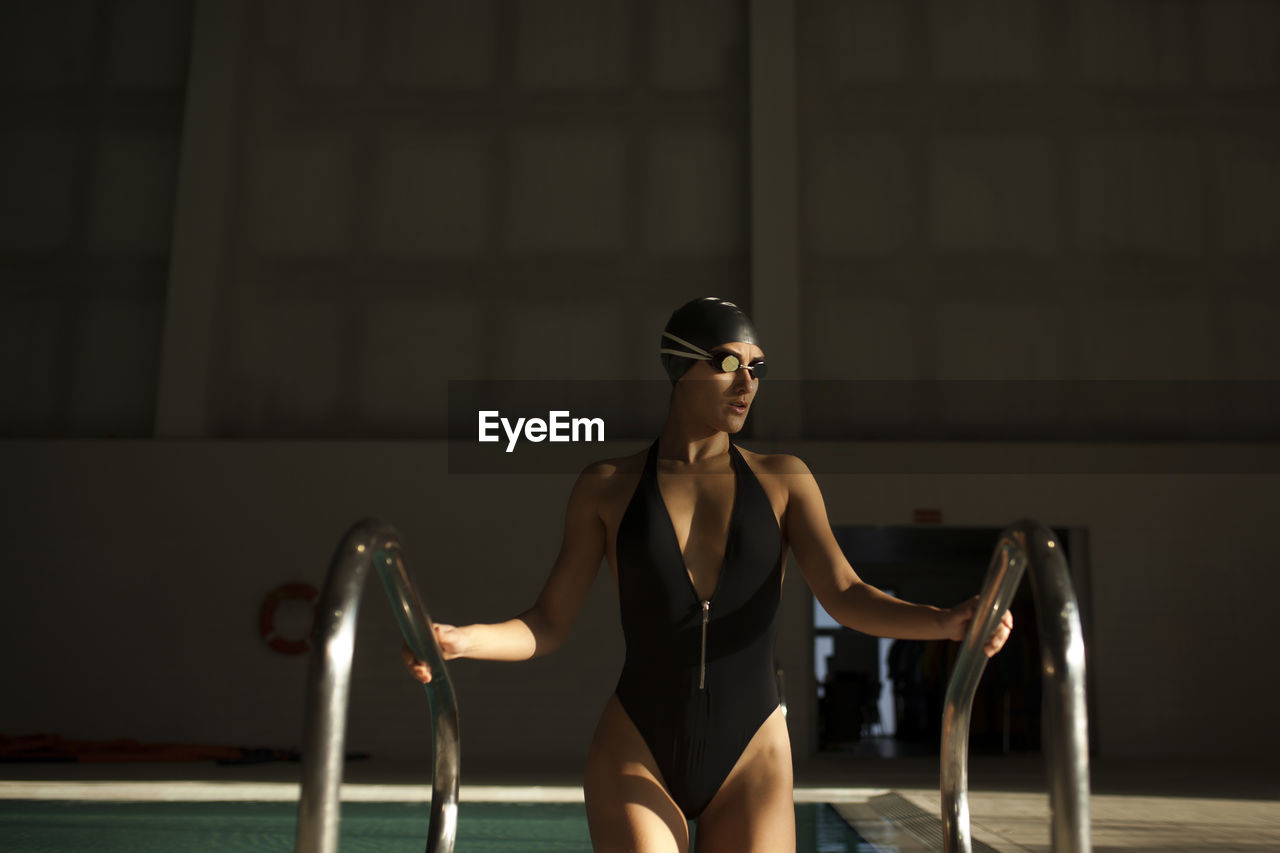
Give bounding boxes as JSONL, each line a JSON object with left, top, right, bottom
{"left": 813, "top": 524, "right": 1087, "bottom": 757}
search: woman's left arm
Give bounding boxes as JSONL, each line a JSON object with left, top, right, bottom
{"left": 780, "top": 455, "right": 1011, "bottom": 657}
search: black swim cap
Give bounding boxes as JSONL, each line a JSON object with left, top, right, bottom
{"left": 659, "top": 297, "right": 761, "bottom": 385}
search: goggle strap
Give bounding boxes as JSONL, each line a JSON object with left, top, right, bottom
{"left": 659, "top": 348, "right": 710, "bottom": 361}
{"left": 660, "top": 332, "right": 712, "bottom": 359}
{"left": 661, "top": 333, "right": 765, "bottom": 375}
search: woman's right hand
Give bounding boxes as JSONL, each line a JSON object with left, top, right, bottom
{"left": 400, "top": 623, "right": 469, "bottom": 684}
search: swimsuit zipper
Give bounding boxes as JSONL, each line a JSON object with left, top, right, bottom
{"left": 699, "top": 599, "right": 710, "bottom": 690}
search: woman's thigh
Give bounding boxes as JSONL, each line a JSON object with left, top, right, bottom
{"left": 583, "top": 694, "right": 691, "bottom": 853}
{"left": 691, "top": 706, "right": 795, "bottom": 853}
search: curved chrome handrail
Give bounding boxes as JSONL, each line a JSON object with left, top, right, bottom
{"left": 296, "top": 518, "right": 460, "bottom": 853}
{"left": 941, "top": 519, "right": 1090, "bottom": 853}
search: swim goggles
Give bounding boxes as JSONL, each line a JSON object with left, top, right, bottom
{"left": 660, "top": 332, "right": 768, "bottom": 379}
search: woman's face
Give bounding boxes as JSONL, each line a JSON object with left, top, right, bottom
{"left": 672, "top": 340, "right": 765, "bottom": 433}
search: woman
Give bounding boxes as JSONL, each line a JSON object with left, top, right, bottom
{"left": 404, "top": 297, "right": 1013, "bottom": 852}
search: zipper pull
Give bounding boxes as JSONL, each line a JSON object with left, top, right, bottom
{"left": 699, "top": 600, "right": 711, "bottom": 690}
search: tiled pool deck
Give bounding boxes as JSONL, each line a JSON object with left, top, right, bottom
{"left": 2, "top": 754, "right": 1276, "bottom": 851}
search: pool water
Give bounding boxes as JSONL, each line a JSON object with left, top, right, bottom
{"left": 0, "top": 800, "right": 873, "bottom": 852}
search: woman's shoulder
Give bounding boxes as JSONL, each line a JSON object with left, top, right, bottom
{"left": 575, "top": 445, "right": 649, "bottom": 481}
{"left": 735, "top": 444, "right": 813, "bottom": 477}
{"left": 586, "top": 444, "right": 649, "bottom": 473}
{"left": 567, "top": 446, "right": 649, "bottom": 512}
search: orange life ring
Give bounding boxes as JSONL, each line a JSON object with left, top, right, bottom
{"left": 259, "top": 583, "right": 320, "bottom": 655}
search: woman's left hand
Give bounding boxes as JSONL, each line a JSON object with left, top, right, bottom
{"left": 944, "top": 596, "right": 1014, "bottom": 657}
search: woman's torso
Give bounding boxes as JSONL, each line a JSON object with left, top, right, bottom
{"left": 588, "top": 439, "right": 796, "bottom": 810}
{"left": 595, "top": 441, "right": 790, "bottom": 587}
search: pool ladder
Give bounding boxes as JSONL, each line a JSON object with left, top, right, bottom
{"left": 941, "top": 519, "right": 1091, "bottom": 853}
{"left": 296, "top": 519, "right": 459, "bottom": 853}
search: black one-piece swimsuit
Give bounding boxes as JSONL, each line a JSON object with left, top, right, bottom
{"left": 614, "top": 438, "right": 784, "bottom": 820}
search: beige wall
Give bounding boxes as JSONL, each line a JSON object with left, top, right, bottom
{"left": 3, "top": 0, "right": 1279, "bottom": 772}
{"left": 4, "top": 1, "right": 1277, "bottom": 441}
{"left": 6, "top": 440, "right": 1278, "bottom": 764}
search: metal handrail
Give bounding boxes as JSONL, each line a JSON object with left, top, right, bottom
{"left": 296, "top": 518, "right": 460, "bottom": 853}
{"left": 941, "top": 519, "right": 1091, "bottom": 853}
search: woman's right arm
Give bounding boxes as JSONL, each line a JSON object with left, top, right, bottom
{"left": 403, "top": 464, "right": 608, "bottom": 683}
